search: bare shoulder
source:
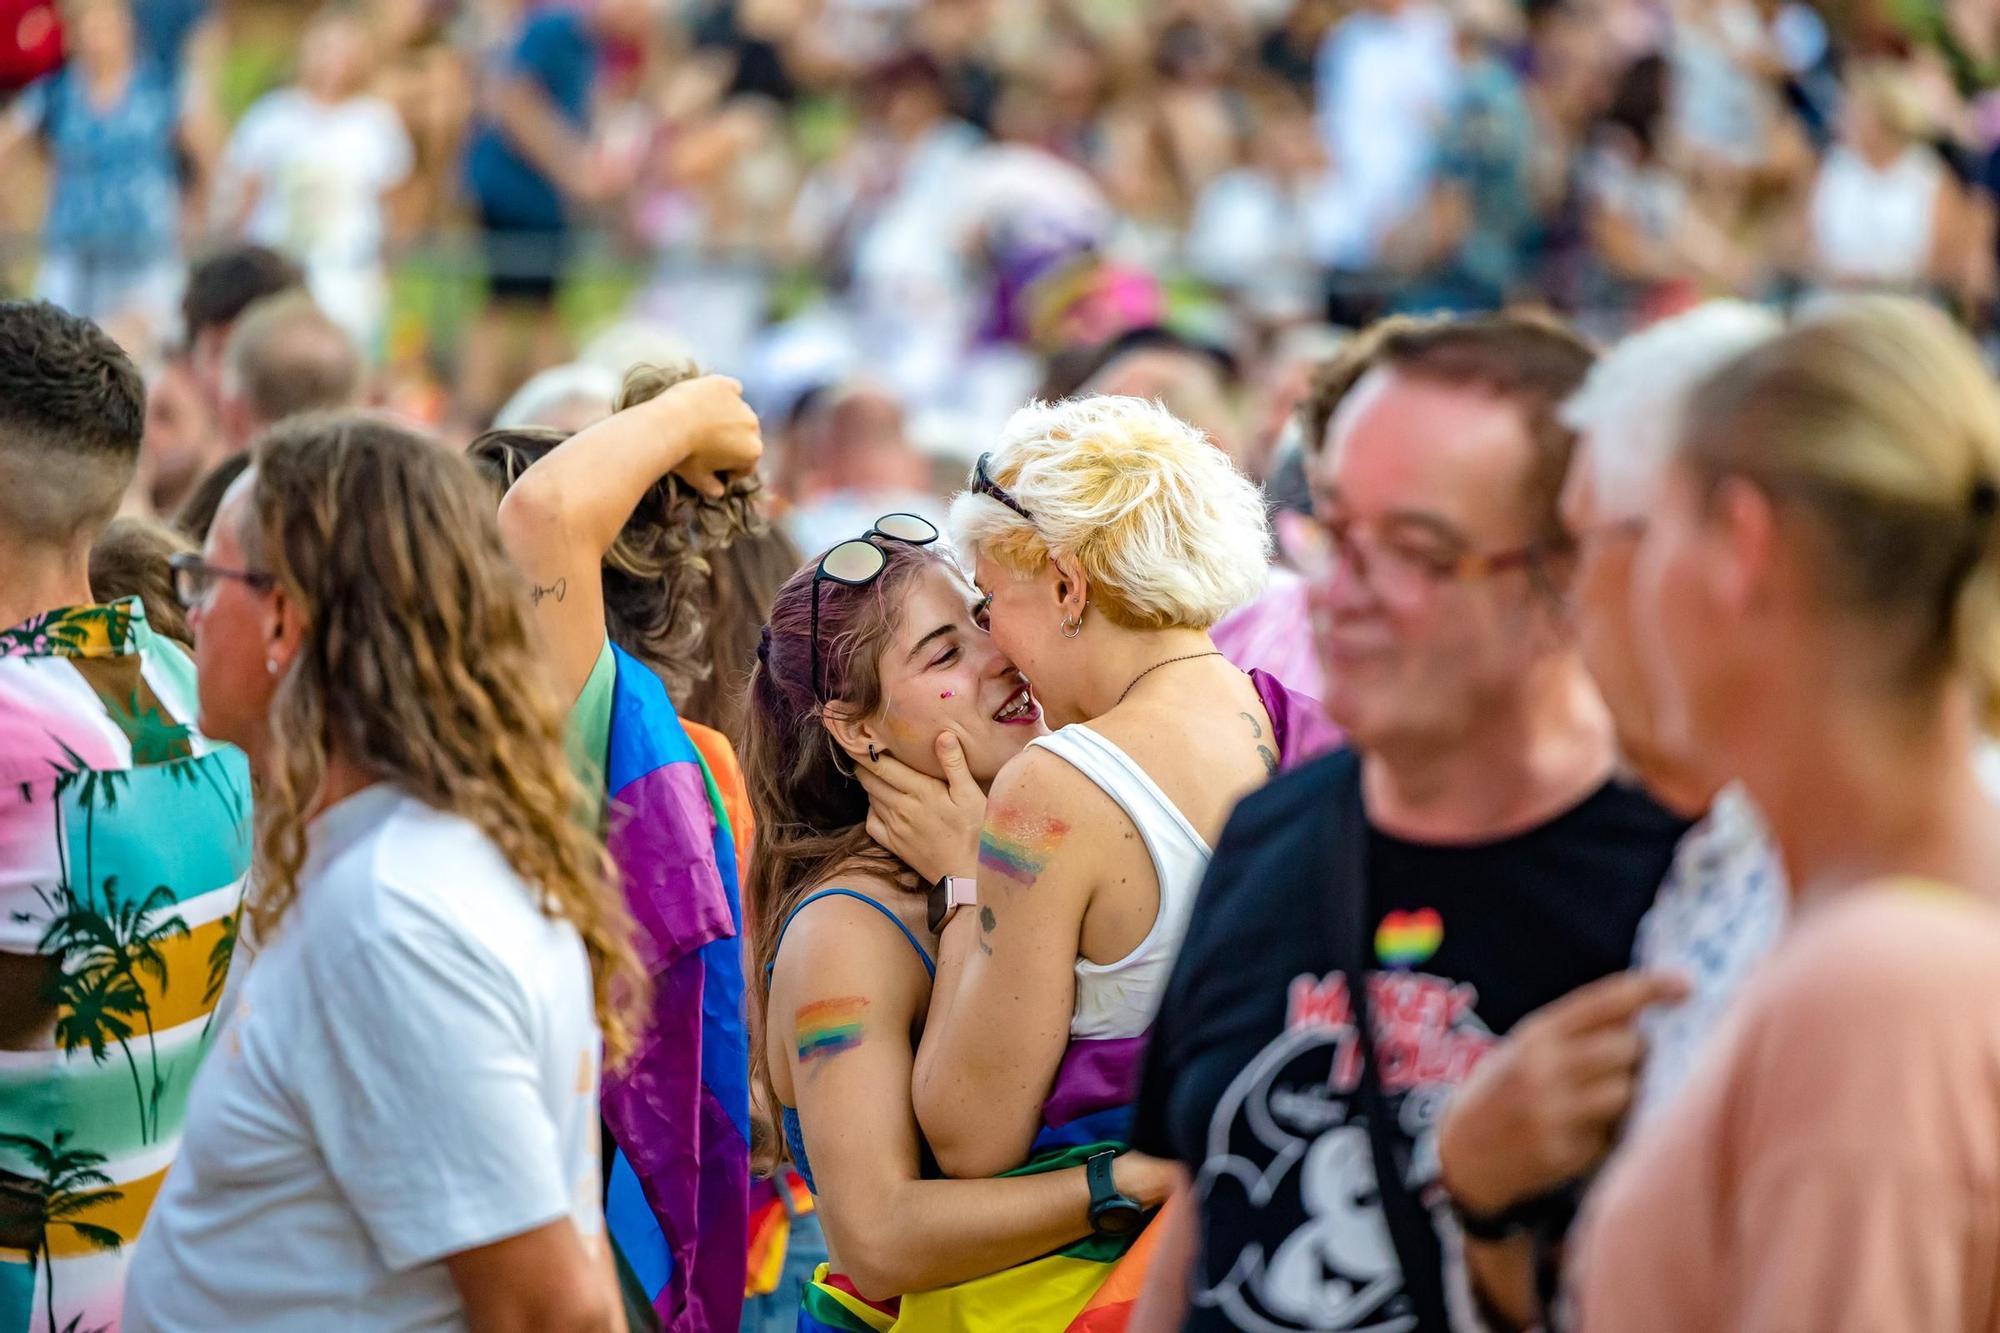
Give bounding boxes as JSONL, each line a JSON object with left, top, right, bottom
{"left": 990, "top": 743, "right": 1108, "bottom": 811}
{"left": 986, "top": 745, "right": 1125, "bottom": 861}
{"left": 766, "top": 871, "right": 934, "bottom": 1008}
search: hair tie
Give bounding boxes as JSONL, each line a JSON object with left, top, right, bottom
{"left": 757, "top": 623, "right": 773, "bottom": 664}
{"left": 1973, "top": 479, "right": 1999, "bottom": 522}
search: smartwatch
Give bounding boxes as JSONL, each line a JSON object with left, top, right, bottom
{"left": 926, "top": 875, "right": 977, "bottom": 934}
{"left": 1085, "top": 1148, "right": 1146, "bottom": 1237}
{"left": 1447, "top": 1188, "right": 1567, "bottom": 1243}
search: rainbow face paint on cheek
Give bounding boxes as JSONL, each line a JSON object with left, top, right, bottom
{"left": 795, "top": 996, "right": 868, "bottom": 1073}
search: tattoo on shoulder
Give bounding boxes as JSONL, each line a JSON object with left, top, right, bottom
{"left": 978, "top": 810, "right": 1070, "bottom": 891}
{"left": 530, "top": 577, "right": 567, "bottom": 606}
{"left": 1243, "top": 712, "right": 1277, "bottom": 774}
{"left": 795, "top": 995, "right": 868, "bottom": 1076}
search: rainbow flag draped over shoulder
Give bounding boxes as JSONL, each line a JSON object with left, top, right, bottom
{"left": 598, "top": 645, "right": 750, "bottom": 1332}
{"left": 797, "top": 1035, "right": 1157, "bottom": 1333}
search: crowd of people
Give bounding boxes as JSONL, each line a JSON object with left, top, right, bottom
{"left": 10, "top": 0, "right": 2000, "bottom": 451}
{"left": 8, "top": 4, "right": 2000, "bottom": 1333}
{"left": 9, "top": 258, "right": 2000, "bottom": 1333}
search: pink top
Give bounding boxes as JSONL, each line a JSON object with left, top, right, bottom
{"left": 1213, "top": 567, "right": 1327, "bottom": 704}
{"left": 1571, "top": 883, "right": 2000, "bottom": 1332}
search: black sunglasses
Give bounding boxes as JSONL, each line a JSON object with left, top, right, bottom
{"left": 810, "top": 513, "right": 940, "bottom": 703}
{"left": 970, "top": 453, "right": 1033, "bottom": 523}
{"left": 169, "top": 553, "right": 276, "bottom": 610}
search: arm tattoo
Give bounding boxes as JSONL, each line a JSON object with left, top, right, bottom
{"left": 977, "top": 905, "right": 997, "bottom": 956}
{"left": 1240, "top": 711, "right": 1263, "bottom": 739}
{"left": 795, "top": 995, "right": 868, "bottom": 1077}
{"left": 530, "top": 577, "right": 568, "bottom": 606}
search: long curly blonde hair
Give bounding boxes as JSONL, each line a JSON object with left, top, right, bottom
{"left": 243, "top": 414, "right": 647, "bottom": 1066}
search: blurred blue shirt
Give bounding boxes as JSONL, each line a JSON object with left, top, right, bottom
{"left": 464, "top": 7, "right": 596, "bottom": 230}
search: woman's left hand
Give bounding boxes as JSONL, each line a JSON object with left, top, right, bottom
{"left": 857, "top": 732, "right": 985, "bottom": 886}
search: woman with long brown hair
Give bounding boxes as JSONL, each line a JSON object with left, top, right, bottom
{"left": 126, "top": 415, "right": 643, "bottom": 1332}
{"left": 744, "top": 528, "right": 1175, "bottom": 1316}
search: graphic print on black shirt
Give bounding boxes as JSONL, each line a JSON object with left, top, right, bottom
{"left": 1133, "top": 751, "right": 1688, "bottom": 1333}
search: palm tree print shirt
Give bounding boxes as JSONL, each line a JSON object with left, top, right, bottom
{"left": 0, "top": 599, "right": 252, "bottom": 1333}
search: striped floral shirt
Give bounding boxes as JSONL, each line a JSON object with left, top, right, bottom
{"left": 0, "top": 599, "right": 251, "bottom": 1333}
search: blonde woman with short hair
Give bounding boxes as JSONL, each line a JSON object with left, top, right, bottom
{"left": 861, "top": 395, "right": 1335, "bottom": 1183}
{"left": 1572, "top": 296, "right": 2000, "bottom": 1330}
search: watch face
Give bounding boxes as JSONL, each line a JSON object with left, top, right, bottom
{"left": 926, "top": 881, "right": 950, "bottom": 935}
{"left": 1091, "top": 1200, "right": 1146, "bottom": 1237}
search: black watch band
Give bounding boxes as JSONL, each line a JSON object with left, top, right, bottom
{"left": 1448, "top": 1191, "right": 1550, "bottom": 1243}
{"left": 1085, "top": 1148, "right": 1145, "bottom": 1237}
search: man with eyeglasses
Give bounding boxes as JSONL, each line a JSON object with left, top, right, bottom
{"left": 0, "top": 300, "right": 253, "bottom": 1333}
{"left": 1128, "top": 313, "right": 1688, "bottom": 1333}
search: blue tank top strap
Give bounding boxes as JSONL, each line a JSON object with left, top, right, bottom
{"left": 766, "top": 887, "right": 936, "bottom": 980}
{"left": 772, "top": 888, "right": 935, "bottom": 1198}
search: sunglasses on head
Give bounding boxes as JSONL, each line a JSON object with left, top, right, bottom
{"left": 970, "top": 453, "right": 1033, "bottom": 523}
{"left": 810, "top": 513, "right": 940, "bottom": 703}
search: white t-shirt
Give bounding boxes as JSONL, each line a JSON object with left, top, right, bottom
{"left": 125, "top": 784, "right": 603, "bottom": 1332}
{"left": 220, "top": 88, "right": 412, "bottom": 344}
{"left": 224, "top": 89, "right": 411, "bottom": 266}
{"left": 1810, "top": 143, "right": 1943, "bottom": 289}
{"left": 1310, "top": 4, "right": 1457, "bottom": 267}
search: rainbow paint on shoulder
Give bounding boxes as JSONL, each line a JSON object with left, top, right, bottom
{"left": 796, "top": 995, "right": 868, "bottom": 1069}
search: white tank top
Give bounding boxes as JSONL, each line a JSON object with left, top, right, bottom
{"left": 1028, "top": 724, "right": 1213, "bottom": 1040}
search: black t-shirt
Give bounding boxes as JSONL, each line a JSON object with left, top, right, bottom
{"left": 1132, "top": 750, "right": 1687, "bottom": 1332}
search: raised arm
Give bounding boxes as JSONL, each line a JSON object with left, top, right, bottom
{"left": 774, "top": 894, "right": 1171, "bottom": 1301}
{"left": 495, "top": 375, "right": 761, "bottom": 705}
{"left": 910, "top": 750, "right": 1101, "bottom": 1178}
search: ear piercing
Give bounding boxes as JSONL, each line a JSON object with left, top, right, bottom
{"left": 868, "top": 744, "right": 879, "bottom": 763}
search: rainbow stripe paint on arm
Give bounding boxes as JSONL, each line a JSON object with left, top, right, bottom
{"left": 795, "top": 996, "right": 869, "bottom": 1076}
{"left": 977, "top": 814, "right": 1071, "bottom": 890}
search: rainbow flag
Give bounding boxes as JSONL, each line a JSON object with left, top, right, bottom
{"left": 796, "top": 1035, "right": 1159, "bottom": 1333}
{"left": 598, "top": 645, "right": 750, "bottom": 1332}
{"left": 747, "top": 1168, "right": 816, "bottom": 1298}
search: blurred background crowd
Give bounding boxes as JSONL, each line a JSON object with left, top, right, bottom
{"left": 4, "top": 0, "right": 1997, "bottom": 515}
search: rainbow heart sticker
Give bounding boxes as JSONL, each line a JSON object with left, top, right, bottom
{"left": 1375, "top": 908, "right": 1444, "bottom": 969}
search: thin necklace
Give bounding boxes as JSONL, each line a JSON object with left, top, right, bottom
{"left": 1116, "top": 651, "right": 1225, "bottom": 706}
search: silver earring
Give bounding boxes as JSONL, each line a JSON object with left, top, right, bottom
{"left": 265, "top": 656, "right": 280, "bottom": 677}
{"left": 1061, "top": 611, "right": 1084, "bottom": 639}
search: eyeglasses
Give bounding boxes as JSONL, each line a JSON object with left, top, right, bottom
{"left": 1570, "top": 517, "right": 1649, "bottom": 550}
{"left": 1297, "top": 515, "right": 1574, "bottom": 605}
{"left": 970, "top": 453, "right": 1033, "bottom": 523}
{"left": 169, "top": 553, "right": 276, "bottom": 610}
{"left": 811, "top": 513, "right": 940, "bottom": 703}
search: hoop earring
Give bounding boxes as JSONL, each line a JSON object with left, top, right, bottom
{"left": 1060, "top": 611, "right": 1084, "bottom": 639}
{"left": 868, "top": 744, "right": 879, "bottom": 764}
